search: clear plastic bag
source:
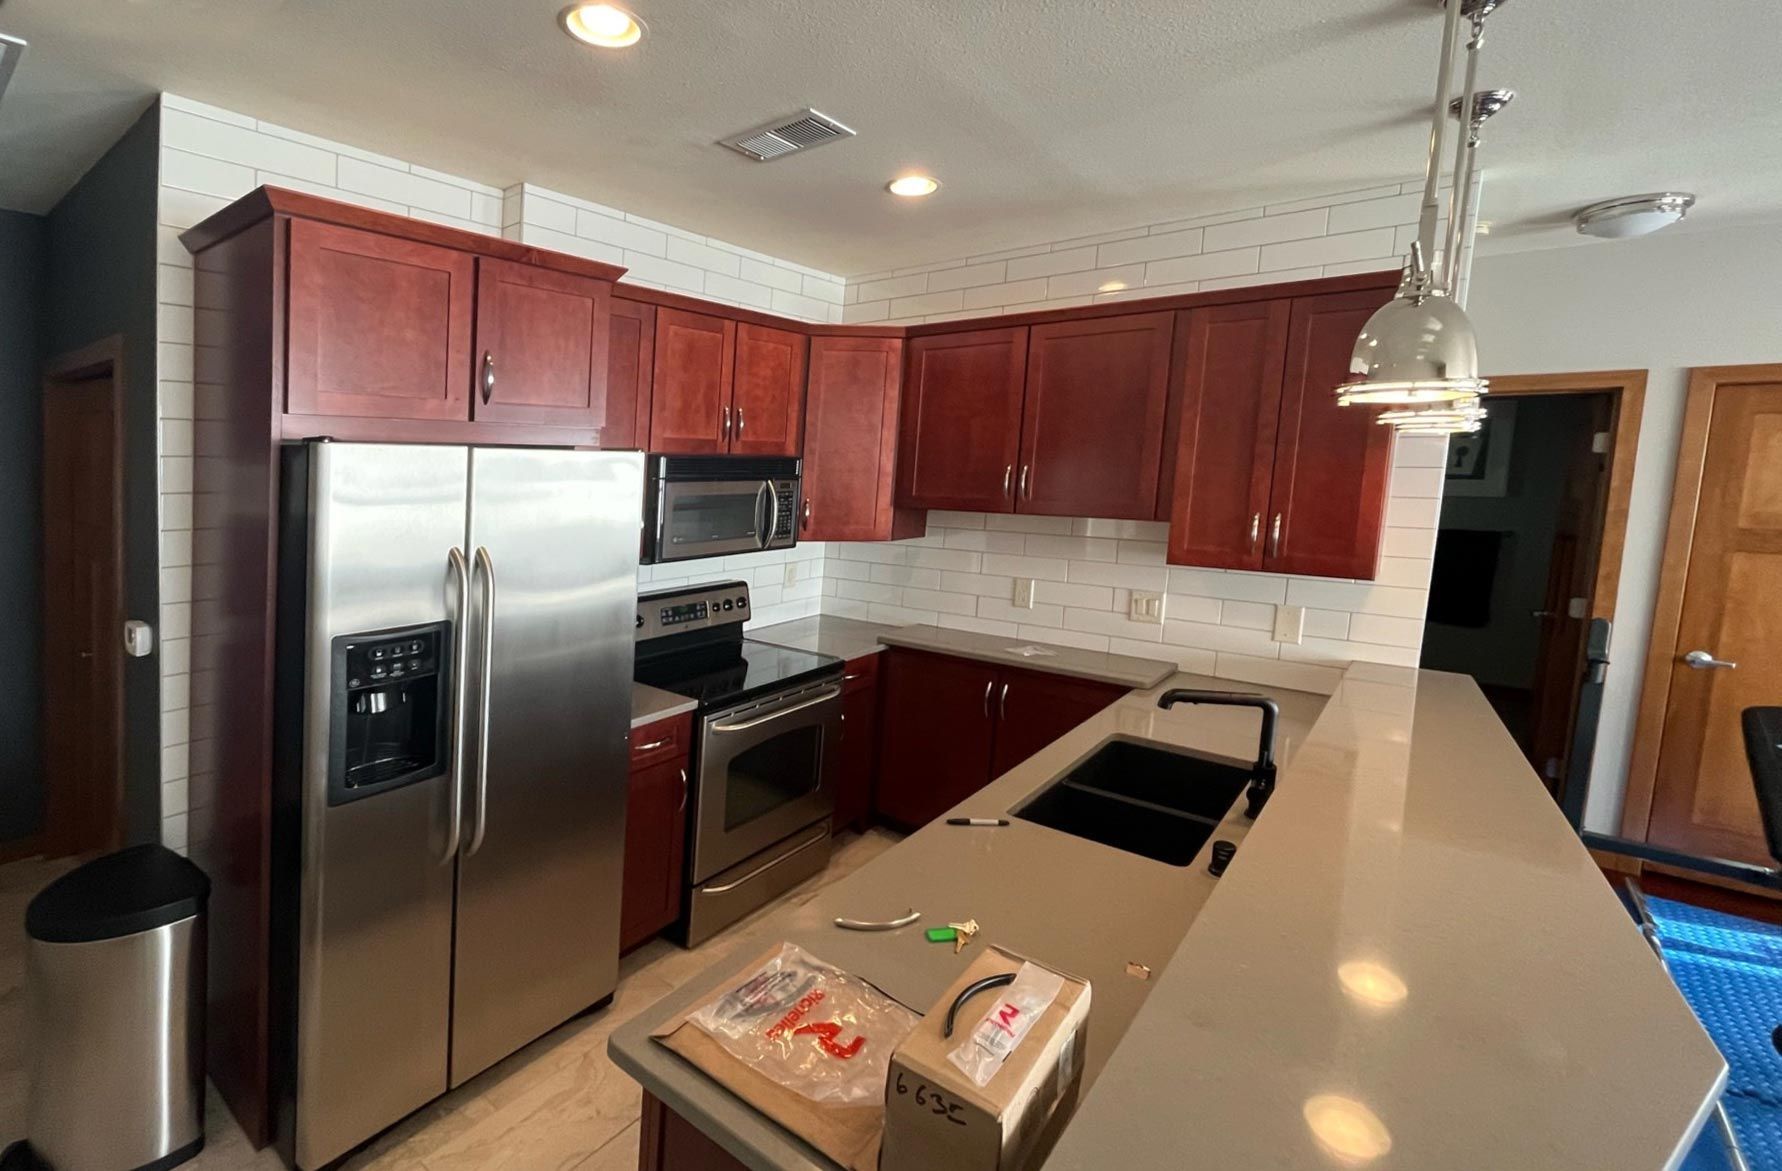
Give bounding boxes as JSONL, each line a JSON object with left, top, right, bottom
{"left": 687, "top": 942, "right": 920, "bottom": 1105}
{"left": 947, "top": 962, "right": 1064, "bottom": 1088}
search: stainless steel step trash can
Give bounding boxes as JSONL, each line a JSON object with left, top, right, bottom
{"left": 18, "top": 844, "right": 209, "bottom": 1171}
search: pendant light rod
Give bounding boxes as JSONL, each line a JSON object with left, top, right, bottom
{"left": 1444, "top": 13, "right": 1485, "bottom": 290}
{"left": 1417, "top": 0, "right": 1466, "bottom": 289}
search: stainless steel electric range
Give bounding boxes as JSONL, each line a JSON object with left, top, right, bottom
{"left": 633, "top": 581, "right": 842, "bottom": 946}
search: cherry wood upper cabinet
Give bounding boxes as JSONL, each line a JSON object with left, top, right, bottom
{"left": 471, "top": 257, "right": 611, "bottom": 428}
{"left": 730, "top": 323, "right": 808, "bottom": 456}
{"left": 649, "top": 307, "right": 736, "bottom": 453}
{"left": 602, "top": 297, "right": 655, "bottom": 449}
{"left": 802, "top": 335, "right": 923, "bottom": 542}
{"left": 1265, "top": 289, "right": 1395, "bottom": 579}
{"left": 286, "top": 219, "right": 474, "bottom": 421}
{"left": 874, "top": 649, "right": 999, "bottom": 829}
{"left": 895, "top": 327, "right": 1028, "bottom": 512}
{"left": 1018, "top": 312, "right": 1173, "bottom": 519}
{"left": 1165, "top": 301, "right": 1291, "bottom": 570}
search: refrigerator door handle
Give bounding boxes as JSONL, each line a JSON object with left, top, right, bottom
{"left": 443, "top": 547, "right": 471, "bottom": 864}
{"left": 466, "top": 544, "right": 496, "bottom": 856}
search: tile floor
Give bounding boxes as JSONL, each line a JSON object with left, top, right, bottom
{"left": 0, "top": 828, "right": 901, "bottom": 1170}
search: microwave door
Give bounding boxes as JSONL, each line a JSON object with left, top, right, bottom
{"left": 657, "top": 480, "right": 770, "bottom": 562}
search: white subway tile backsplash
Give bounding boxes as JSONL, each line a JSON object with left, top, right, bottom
{"left": 161, "top": 149, "right": 257, "bottom": 201}
{"left": 1096, "top": 228, "right": 1204, "bottom": 268}
{"left": 666, "top": 235, "right": 741, "bottom": 276}
{"left": 1202, "top": 207, "right": 1330, "bottom": 251}
{"left": 337, "top": 157, "right": 472, "bottom": 218}
{"left": 1260, "top": 227, "right": 1398, "bottom": 271}
{"left": 1005, "top": 246, "right": 1100, "bottom": 281}
{"left": 925, "top": 261, "right": 1009, "bottom": 292}
{"left": 1144, "top": 247, "right": 1261, "bottom": 286}
{"left": 578, "top": 208, "right": 668, "bottom": 256}
{"left": 962, "top": 278, "right": 1049, "bottom": 311}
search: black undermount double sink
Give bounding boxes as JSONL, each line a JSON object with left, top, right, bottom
{"left": 1012, "top": 690, "right": 1281, "bottom": 867}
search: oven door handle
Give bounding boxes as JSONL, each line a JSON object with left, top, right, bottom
{"left": 702, "top": 828, "right": 828, "bottom": 895}
{"left": 709, "top": 685, "right": 842, "bottom": 734}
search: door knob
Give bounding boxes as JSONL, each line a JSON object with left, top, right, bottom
{"left": 1683, "top": 649, "right": 1737, "bottom": 670}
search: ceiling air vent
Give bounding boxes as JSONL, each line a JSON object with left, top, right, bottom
{"left": 720, "top": 108, "right": 856, "bottom": 162}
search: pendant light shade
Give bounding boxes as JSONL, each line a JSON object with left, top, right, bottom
{"left": 1375, "top": 395, "right": 1488, "bottom": 435}
{"left": 1337, "top": 291, "right": 1485, "bottom": 405}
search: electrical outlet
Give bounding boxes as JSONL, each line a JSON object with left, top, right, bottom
{"left": 1012, "top": 578, "right": 1036, "bottom": 609}
{"left": 1128, "top": 591, "right": 1164, "bottom": 624}
{"left": 783, "top": 561, "right": 800, "bottom": 587}
{"left": 1273, "top": 604, "right": 1306, "bottom": 645}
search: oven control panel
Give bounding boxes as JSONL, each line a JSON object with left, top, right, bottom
{"left": 636, "top": 580, "right": 751, "bottom": 641}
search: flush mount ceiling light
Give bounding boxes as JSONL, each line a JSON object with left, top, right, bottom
{"left": 887, "top": 175, "right": 940, "bottom": 197}
{"left": 1336, "top": 0, "right": 1515, "bottom": 414}
{"left": 558, "top": 3, "right": 645, "bottom": 48}
{"left": 1574, "top": 192, "right": 1696, "bottom": 239}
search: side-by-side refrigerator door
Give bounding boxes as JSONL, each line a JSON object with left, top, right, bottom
{"left": 293, "top": 442, "right": 470, "bottom": 1169}
{"left": 450, "top": 448, "right": 644, "bottom": 1087}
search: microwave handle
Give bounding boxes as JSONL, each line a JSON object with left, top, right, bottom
{"left": 753, "top": 482, "right": 770, "bottom": 550}
{"left": 764, "top": 481, "right": 781, "bottom": 548}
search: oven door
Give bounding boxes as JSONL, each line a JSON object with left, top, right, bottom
{"left": 691, "top": 679, "right": 841, "bottom": 883}
{"left": 654, "top": 478, "right": 781, "bottom": 563}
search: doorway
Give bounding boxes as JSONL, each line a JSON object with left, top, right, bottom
{"left": 38, "top": 337, "right": 126, "bottom": 860}
{"left": 1419, "top": 371, "right": 1644, "bottom": 799}
{"left": 1622, "top": 364, "right": 1782, "bottom": 869}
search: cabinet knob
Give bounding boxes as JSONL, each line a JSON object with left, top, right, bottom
{"left": 481, "top": 352, "right": 495, "bottom": 404}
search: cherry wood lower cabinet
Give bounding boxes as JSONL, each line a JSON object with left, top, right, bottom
{"left": 621, "top": 714, "right": 692, "bottom": 953}
{"left": 874, "top": 648, "right": 1126, "bottom": 829}
{"left": 801, "top": 335, "right": 924, "bottom": 542}
{"left": 472, "top": 256, "right": 611, "bottom": 428}
{"left": 650, "top": 307, "right": 737, "bottom": 453}
{"left": 832, "top": 654, "right": 881, "bottom": 834}
{"left": 603, "top": 297, "right": 656, "bottom": 449}
{"left": 895, "top": 327, "right": 1029, "bottom": 512}
{"left": 639, "top": 1092, "right": 749, "bottom": 1171}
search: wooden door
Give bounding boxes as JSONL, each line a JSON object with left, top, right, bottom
{"left": 649, "top": 307, "right": 735, "bottom": 453}
{"left": 833, "top": 656, "right": 880, "bottom": 834}
{"left": 874, "top": 649, "right": 998, "bottom": 828}
{"left": 731, "top": 323, "right": 807, "bottom": 455}
{"left": 895, "top": 327, "right": 1028, "bottom": 512}
{"left": 286, "top": 218, "right": 474, "bottom": 421}
{"left": 620, "top": 758, "right": 689, "bottom": 950}
{"left": 1264, "top": 289, "right": 1395, "bottom": 579}
{"left": 990, "top": 668, "right": 1126, "bottom": 778}
{"left": 471, "top": 257, "right": 610, "bottom": 428}
{"left": 1647, "top": 381, "right": 1782, "bottom": 864}
{"left": 41, "top": 371, "right": 124, "bottom": 857}
{"left": 1165, "top": 301, "right": 1290, "bottom": 569}
{"left": 602, "top": 297, "right": 656, "bottom": 449}
{"left": 802, "top": 336, "right": 922, "bottom": 541}
{"left": 1018, "top": 312, "right": 1174, "bottom": 519}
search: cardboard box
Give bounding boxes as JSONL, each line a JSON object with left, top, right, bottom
{"left": 881, "top": 946, "right": 1091, "bottom": 1171}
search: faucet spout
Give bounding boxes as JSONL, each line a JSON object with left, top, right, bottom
{"left": 1156, "top": 689, "right": 1280, "bottom": 818}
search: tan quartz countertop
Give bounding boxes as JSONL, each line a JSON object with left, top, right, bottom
{"left": 875, "top": 623, "right": 1177, "bottom": 688}
{"left": 631, "top": 682, "right": 696, "bottom": 729}
{"left": 745, "top": 615, "right": 898, "bottom": 662}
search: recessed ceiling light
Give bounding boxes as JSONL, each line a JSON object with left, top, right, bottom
{"left": 559, "top": 3, "right": 645, "bottom": 48}
{"left": 887, "top": 175, "right": 940, "bottom": 198}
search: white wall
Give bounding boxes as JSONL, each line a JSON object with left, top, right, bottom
{"left": 1466, "top": 222, "right": 1782, "bottom": 832}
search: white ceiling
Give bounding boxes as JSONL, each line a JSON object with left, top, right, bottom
{"left": 3, "top": 0, "right": 1780, "bottom": 274}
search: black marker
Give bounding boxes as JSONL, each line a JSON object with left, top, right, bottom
{"left": 945, "top": 817, "right": 1010, "bottom": 827}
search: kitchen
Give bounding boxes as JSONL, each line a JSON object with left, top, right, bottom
{"left": 2, "top": 2, "right": 1779, "bottom": 1170}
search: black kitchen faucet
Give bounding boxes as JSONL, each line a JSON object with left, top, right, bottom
{"left": 1155, "top": 689, "right": 1280, "bottom": 818}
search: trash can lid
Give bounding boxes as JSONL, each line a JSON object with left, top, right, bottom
{"left": 25, "top": 843, "right": 210, "bottom": 943}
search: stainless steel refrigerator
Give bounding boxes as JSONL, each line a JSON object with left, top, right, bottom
{"left": 269, "top": 441, "right": 642, "bottom": 1169}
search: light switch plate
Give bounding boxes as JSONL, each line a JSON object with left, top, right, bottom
{"left": 783, "top": 561, "right": 800, "bottom": 587}
{"left": 1128, "top": 591, "right": 1164, "bottom": 624}
{"left": 1273, "top": 604, "right": 1306, "bottom": 645}
{"left": 1012, "top": 578, "right": 1036, "bottom": 609}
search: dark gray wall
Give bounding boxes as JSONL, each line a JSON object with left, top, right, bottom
{"left": 0, "top": 209, "right": 47, "bottom": 843}
{"left": 42, "top": 105, "right": 161, "bottom": 846}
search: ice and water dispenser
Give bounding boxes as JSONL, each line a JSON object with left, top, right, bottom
{"left": 328, "top": 623, "right": 451, "bottom": 805}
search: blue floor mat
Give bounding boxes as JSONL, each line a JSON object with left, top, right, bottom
{"left": 1648, "top": 895, "right": 1782, "bottom": 1170}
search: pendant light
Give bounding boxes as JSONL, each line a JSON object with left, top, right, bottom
{"left": 1337, "top": 0, "right": 1506, "bottom": 412}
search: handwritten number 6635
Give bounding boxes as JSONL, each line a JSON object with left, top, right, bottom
{"left": 894, "top": 1071, "right": 967, "bottom": 1126}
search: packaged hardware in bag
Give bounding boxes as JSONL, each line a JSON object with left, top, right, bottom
{"left": 946, "top": 961, "right": 1065, "bottom": 1088}
{"left": 687, "top": 942, "right": 920, "bottom": 1105}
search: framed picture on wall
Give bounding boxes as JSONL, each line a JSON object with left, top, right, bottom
{"left": 1445, "top": 399, "right": 1516, "bottom": 498}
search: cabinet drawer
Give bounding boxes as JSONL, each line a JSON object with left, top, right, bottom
{"left": 630, "top": 712, "right": 692, "bottom": 770}
{"left": 840, "top": 652, "right": 880, "bottom": 694}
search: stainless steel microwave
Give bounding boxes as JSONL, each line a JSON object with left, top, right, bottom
{"left": 643, "top": 455, "right": 801, "bottom": 564}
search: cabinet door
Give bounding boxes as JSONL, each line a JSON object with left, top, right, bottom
{"left": 990, "top": 668, "right": 1127, "bottom": 778}
{"left": 1265, "top": 289, "right": 1395, "bottom": 579}
{"left": 286, "top": 219, "right": 473, "bottom": 421}
{"left": 731, "top": 323, "right": 808, "bottom": 455}
{"left": 1165, "top": 301, "right": 1291, "bottom": 570}
{"left": 471, "top": 257, "right": 610, "bottom": 428}
{"left": 874, "top": 649, "right": 998, "bottom": 828}
{"left": 833, "top": 656, "right": 880, "bottom": 834}
{"left": 620, "top": 757, "right": 689, "bottom": 952}
{"left": 602, "top": 297, "right": 655, "bottom": 449}
{"left": 649, "top": 307, "right": 736, "bottom": 453}
{"left": 802, "top": 336, "right": 923, "bottom": 541}
{"left": 895, "top": 327, "right": 1028, "bottom": 512}
{"left": 1018, "top": 312, "right": 1174, "bottom": 519}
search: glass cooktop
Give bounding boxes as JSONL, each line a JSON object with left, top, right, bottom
{"left": 634, "top": 639, "right": 842, "bottom": 712}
